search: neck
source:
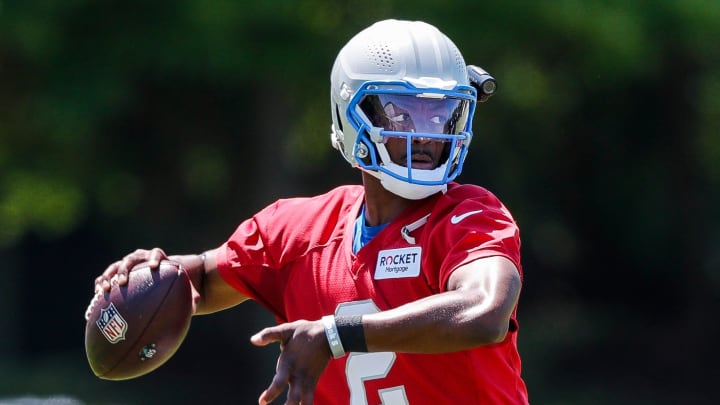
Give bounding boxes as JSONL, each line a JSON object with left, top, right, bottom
{"left": 361, "top": 171, "right": 415, "bottom": 226}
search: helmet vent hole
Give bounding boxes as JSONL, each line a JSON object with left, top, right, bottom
{"left": 366, "top": 42, "right": 395, "bottom": 72}
{"left": 452, "top": 46, "right": 465, "bottom": 74}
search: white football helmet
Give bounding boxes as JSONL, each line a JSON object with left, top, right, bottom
{"left": 330, "top": 19, "right": 477, "bottom": 200}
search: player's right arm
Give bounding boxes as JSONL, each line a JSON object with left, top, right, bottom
{"left": 94, "top": 247, "right": 248, "bottom": 315}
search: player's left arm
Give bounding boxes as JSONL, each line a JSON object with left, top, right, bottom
{"left": 362, "top": 255, "right": 521, "bottom": 353}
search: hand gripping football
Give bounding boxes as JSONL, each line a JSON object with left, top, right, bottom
{"left": 84, "top": 260, "right": 193, "bottom": 380}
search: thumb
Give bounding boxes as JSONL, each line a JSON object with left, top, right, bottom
{"left": 250, "top": 326, "right": 282, "bottom": 347}
{"left": 188, "top": 278, "right": 201, "bottom": 315}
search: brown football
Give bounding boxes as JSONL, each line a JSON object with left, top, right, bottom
{"left": 84, "top": 260, "right": 193, "bottom": 380}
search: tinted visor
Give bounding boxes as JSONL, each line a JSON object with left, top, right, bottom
{"left": 359, "top": 94, "right": 470, "bottom": 137}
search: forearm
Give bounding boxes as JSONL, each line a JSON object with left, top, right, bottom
{"left": 168, "top": 249, "right": 247, "bottom": 315}
{"left": 361, "top": 290, "right": 512, "bottom": 354}
{"left": 167, "top": 252, "right": 207, "bottom": 285}
{"left": 360, "top": 256, "right": 522, "bottom": 354}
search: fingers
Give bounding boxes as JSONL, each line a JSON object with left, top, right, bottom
{"left": 288, "top": 377, "right": 316, "bottom": 405}
{"left": 120, "top": 247, "right": 166, "bottom": 274}
{"left": 84, "top": 289, "right": 102, "bottom": 320}
{"left": 94, "top": 247, "right": 168, "bottom": 293}
{"left": 251, "top": 327, "right": 283, "bottom": 347}
{"left": 258, "top": 357, "right": 317, "bottom": 405}
{"left": 146, "top": 247, "right": 167, "bottom": 268}
{"left": 258, "top": 363, "right": 290, "bottom": 405}
{"left": 95, "top": 261, "right": 120, "bottom": 293}
{"left": 253, "top": 321, "right": 327, "bottom": 405}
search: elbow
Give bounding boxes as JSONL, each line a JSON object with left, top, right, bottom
{"left": 486, "top": 321, "right": 510, "bottom": 344}
{"left": 467, "top": 315, "right": 512, "bottom": 345}
{"left": 481, "top": 322, "right": 509, "bottom": 345}
{"left": 455, "top": 300, "right": 516, "bottom": 346}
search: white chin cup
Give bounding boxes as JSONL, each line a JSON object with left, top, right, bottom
{"left": 378, "top": 161, "right": 448, "bottom": 200}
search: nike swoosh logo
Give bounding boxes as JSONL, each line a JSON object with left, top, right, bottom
{"left": 450, "top": 209, "right": 484, "bottom": 224}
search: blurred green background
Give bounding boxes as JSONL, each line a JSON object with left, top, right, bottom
{"left": 1, "top": 0, "right": 718, "bottom": 404}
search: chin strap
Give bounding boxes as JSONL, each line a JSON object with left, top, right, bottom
{"left": 401, "top": 213, "right": 430, "bottom": 244}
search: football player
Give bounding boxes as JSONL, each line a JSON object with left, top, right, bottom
{"left": 96, "top": 19, "right": 529, "bottom": 405}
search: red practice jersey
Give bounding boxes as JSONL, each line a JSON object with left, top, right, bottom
{"left": 217, "top": 183, "right": 529, "bottom": 404}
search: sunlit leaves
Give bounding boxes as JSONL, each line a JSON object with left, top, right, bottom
{"left": 0, "top": 171, "right": 85, "bottom": 246}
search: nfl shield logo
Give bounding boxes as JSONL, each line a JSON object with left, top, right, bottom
{"left": 96, "top": 303, "right": 128, "bottom": 344}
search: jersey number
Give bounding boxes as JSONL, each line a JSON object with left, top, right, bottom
{"left": 336, "top": 300, "right": 410, "bottom": 405}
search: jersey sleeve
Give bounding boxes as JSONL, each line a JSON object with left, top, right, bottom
{"left": 216, "top": 201, "right": 289, "bottom": 321}
{"left": 429, "top": 186, "right": 522, "bottom": 292}
{"left": 214, "top": 185, "right": 363, "bottom": 322}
